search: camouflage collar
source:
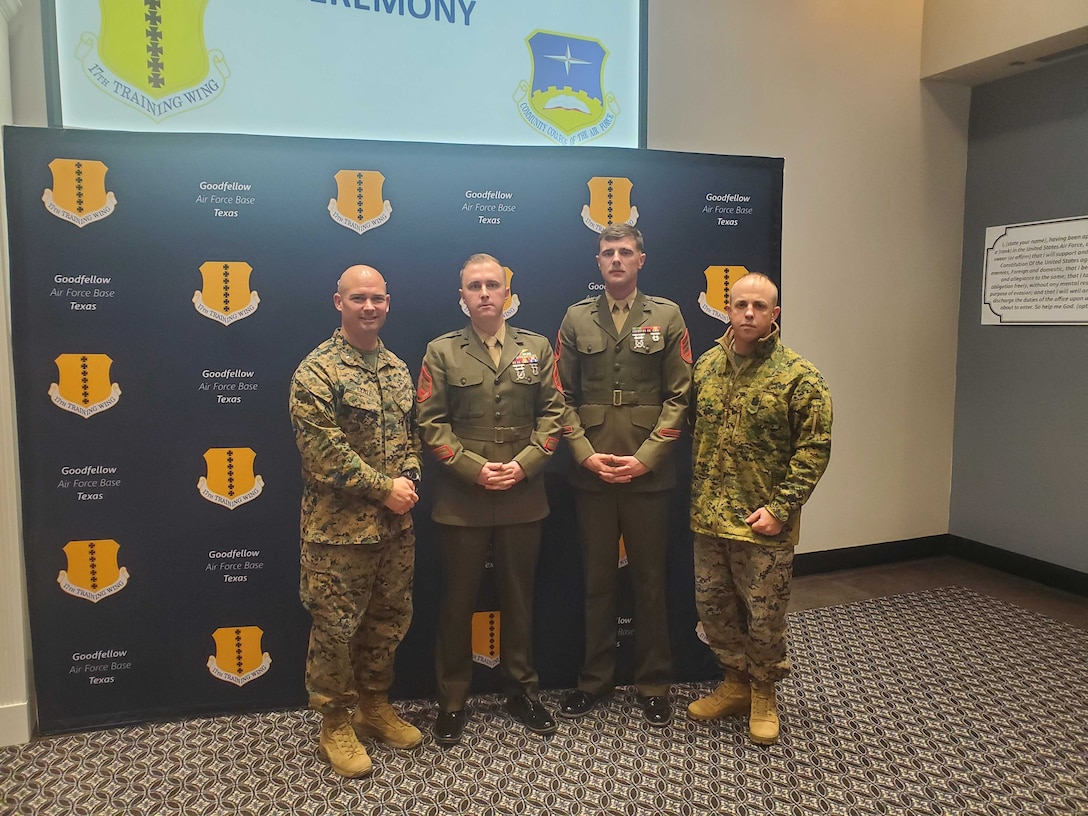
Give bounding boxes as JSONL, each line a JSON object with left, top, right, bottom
{"left": 720, "top": 323, "right": 780, "bottom": 364}
{"left": 333, "top": 328, "right": 387, "bottom": 369}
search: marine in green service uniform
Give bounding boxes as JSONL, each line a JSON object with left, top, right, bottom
{"left": 289, "top": 265, "right": 423, "bottom": 778}
{"left": 687, "top": 272, "right": 832, "bottom": 745}
{"left": 417, "top": 253, "right": 565, "bottom": 745}
{"left": 555, "top": 224, "right": 692, "bottom": 727}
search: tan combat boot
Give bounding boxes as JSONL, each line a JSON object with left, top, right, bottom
{"left": 319, "top": 717, "right": 373, "bottom": 777}
{"left": 353, "top": 692, "right": 423, "bottom": 749}
{"left": 749, "top": 680, "right": 779, "bottom": 745}
{"left": 687, "top": 669, "right": 751, "bottom": 720}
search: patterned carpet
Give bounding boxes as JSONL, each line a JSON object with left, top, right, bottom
{"left": 2, "top": 587, "right": 1086, "bottom": 816}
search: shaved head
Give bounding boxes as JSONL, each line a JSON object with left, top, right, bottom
{"left": 334, "top": 264, "right": 389, "bottom": 351}
{"left": 732, "top": 273, "right": 778, "bottom": 308}
{"left": 338, "top": 264, "right": 386, "bottom": 296}
{"left": 727, "top": 273, "right": 780, "bottom": 355}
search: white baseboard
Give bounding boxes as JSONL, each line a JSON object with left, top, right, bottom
{"left": 0, "top": 700, "right": 32, "bottom": 747}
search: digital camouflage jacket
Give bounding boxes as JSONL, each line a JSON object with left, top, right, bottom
{"left": 290, "top": 329, "right": 421, "bottom": 545}
{"left": 690, "top": 326, "right": 832, "bottom": 547}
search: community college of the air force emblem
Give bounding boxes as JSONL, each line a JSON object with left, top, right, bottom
{"left": 515, "top": 30, "right": 618, "bottom": 146}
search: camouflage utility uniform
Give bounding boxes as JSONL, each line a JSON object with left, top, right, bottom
{"left": 290, "top": 328, "right": 421, "bottom": 718}
{"left": 556, "top": 291, "right": 691, "bottom": 697}
{"left": 690, "top": 325, "right": 831, "bottom": 681}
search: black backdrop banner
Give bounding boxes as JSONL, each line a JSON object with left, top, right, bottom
{"left": 3, "top": 125, "right": 782, "bottom": 734}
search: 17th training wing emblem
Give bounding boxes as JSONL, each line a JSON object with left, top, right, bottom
{"left": 197, "top": 447, "right": 264, "bottom": 510}
{"left": 42, "top": 159, "right": 116, "bottom": 228}
{"left": 700, "top": 266, "right": 753, "bottom": 324}
{"left": 49, "top": 354, "right": 122, "bottom": 418}
{"left": 207, "top": 626, "right": 271, "bottom": 687}
{"left": 328, "top": 170, "right": 393, "bottom": 235}
{"left": 471, "top": 611, "right": 501, "bottom": 669}
{"left": 582, "top": 176, "right": 638, "bottom": 233}
{"left": 58, "top": 539, "right": 129, "bottom": 603}
{"left": 76, "top": 0, "right": 229, "bottom": 121}
{"left": 515, "top": 31, "right": 618, "bottom": 146}
{"left": 193, "top": 262, "right": 260, "bottom": 325}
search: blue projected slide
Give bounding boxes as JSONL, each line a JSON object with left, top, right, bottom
{"left": 51, "top": 0, "right": 642, "bottom": 147}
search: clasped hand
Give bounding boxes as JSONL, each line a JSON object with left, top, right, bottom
{"left": 582, "top": 452, "right": 649, "bottom": 484}
{"left": 476, "top": 461, "right": 526, "bottom": 491}
{"left": 745, "top": 507, "right": 784, "bottom": 536}
{"left": 383, "top": 475, "right": 419, "bottom": 514}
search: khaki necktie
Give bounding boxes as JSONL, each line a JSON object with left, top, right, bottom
{"left": 612, "top": 303, "right": 629, "bottom": 333}
{"left": 485, "top": 336, "right": 502, "bottom": 366}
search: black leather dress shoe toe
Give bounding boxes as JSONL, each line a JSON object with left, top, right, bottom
{"left": 433, "top": 709, "right": 466, "bottom": 745}
{"left": 558, "top": 690, "right": 608, "bottom": 720}
{"left": 640, "top": 695, "right": 673, "bottom": 726}
{"left": 507, "top": 694, "right": 557, "bottom": 735}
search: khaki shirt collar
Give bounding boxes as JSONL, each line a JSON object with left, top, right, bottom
{"left": 605, "top": 289, "right": 638, "bottom": 317}
{"left": 472, "top": 321, "right": 506, "bottom": 349}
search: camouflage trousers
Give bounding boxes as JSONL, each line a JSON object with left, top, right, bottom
{"left": 299, "top": 528, "right": 415, "bottom": 719}
{"left": 693, "top": 533, "right": 793, "bottom": 682}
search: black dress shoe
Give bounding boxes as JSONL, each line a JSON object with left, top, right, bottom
{"left": 640, "top": 695, "right": 673, "bottom": 726}
{"left": 433, "top": 709, "right": 466, "bottom": 745}
{"left": 506, "top": 694, "right": 557, "bottom": 735}
{"left": 558, "top": 689, "right": 608, "bottom": 720}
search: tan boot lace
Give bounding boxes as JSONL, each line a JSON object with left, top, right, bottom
{"left": 751, "top": 683, "right": 776, "bottom": 718}
{"left": 329, "top": 723, "right": 365, "bottom": 757}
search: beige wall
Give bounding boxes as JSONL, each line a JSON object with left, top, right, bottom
{"left": 922, "top": 0, "right": 1088, "bottom": 83}
{"left": 0, "top": 0, "right": 33, "bottom": 749}
{"left": 7, "top": 0, "right": 45, "bottom": 126}
{"left": 647, "top": 0, "right": 970, "bottom": 553}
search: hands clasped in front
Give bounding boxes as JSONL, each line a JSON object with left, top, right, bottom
{"left": 581, "top": 452, "right": 649, "bottom": 484}
{"left": 476, "top": 461, "right": 527, "bottom": 491}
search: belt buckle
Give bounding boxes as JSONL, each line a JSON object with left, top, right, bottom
{"left": 612, "top": 389, "right": 623, "bottom": 406}
{"left": 494, "top": 427, "right": 505, "bottom": 443}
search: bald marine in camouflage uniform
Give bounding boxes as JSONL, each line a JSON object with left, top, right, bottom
{"left": 688, "top": 273, "right": 832, "bottom": 745}
{"left": 289, "top": 265, "right": 423, "bottom": 778}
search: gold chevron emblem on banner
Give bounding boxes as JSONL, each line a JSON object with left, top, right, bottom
{"left": 58, "top": 539, "right": 130, "bottom": 603}
{"left": 207, "top": 626, "right": 271, "bottom": 686}
{"left": 582, "top": 176, "right": 637, "bottom": 233}
{"left": 42, "top": 159, "right": 116, "bottom": 228}
{"left": 328, "top": 170, "right": 393, "bottom": 235}
{"left": 471, "top": 610, "right": 501, "bottom": 668}
{"left": 197, "top": 447, "right": 264, "bottom": 509}
{"left": 49, "top": 354, "right": 122, "bottom": 418}
{"left": 193, "top": 261, "right": 260, "bottom": 325}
